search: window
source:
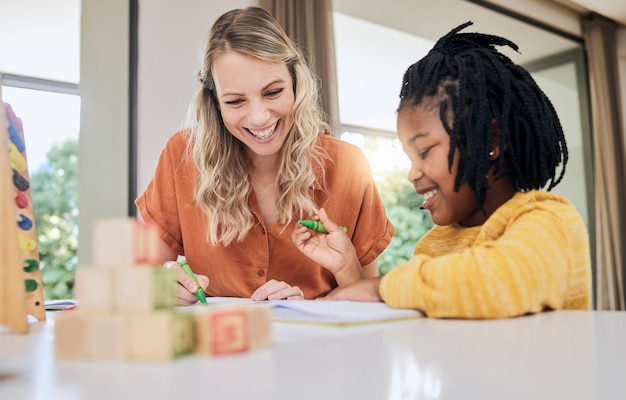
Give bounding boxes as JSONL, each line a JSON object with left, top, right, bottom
{"left": 1, "top": 0, "right": 81, "bottom": 300}
{"left": 341, "top": 129, "right": 433, "bottom": 274}
{"left": 333, "top": 0, "right": 592, "bottom": 273}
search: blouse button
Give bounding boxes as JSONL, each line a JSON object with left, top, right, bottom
{"left": 257, "top": 269, "right": 265, "bottom": 277}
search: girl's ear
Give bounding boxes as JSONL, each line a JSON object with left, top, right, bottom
{"left": 490, "top": 119, "right": 502, "bottom": 160}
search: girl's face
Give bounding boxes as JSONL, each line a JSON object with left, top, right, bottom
{"left": 397, "top": 105, "right": 487, "bottom": 227}
{"left": 212, "top": 51, "right": 295, "bottom": 159}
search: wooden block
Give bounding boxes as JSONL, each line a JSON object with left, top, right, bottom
{"left": 92, "top": 217, "right": 169, "bottom": 267}
{"left": 113, "top": 268, "right": 176, "bottom": 312}
{"left": 56, "top": 310, "right": 127, "bottom": 360}
{"left": 54, "top": 309, "right": 89, "bottom": 359}
{"left": 127, "top": 311, "right": 194, "bottom": 361}
{"left": 74, "top": 266, "right": 115, "bottom": 312}
{"left": 192, "top": 304, "right": 272, "bottom": 356}
{"left": 85, "top": 313, "right": 128, "bottom": 360}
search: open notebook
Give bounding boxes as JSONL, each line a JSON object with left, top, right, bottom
{"left": 183, "top": 297, "right": 423, "bottom": 327}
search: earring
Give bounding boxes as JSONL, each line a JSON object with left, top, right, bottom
{"left": 489, "top": 151, "right": 494, "bottom": 157}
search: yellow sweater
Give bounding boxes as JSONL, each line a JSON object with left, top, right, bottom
{"left": 379, "top": 191, "right": 591, "bottom": 319}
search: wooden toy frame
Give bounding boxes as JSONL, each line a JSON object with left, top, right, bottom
{"left": 1, "top": 76, "right": 47, "bottom": 333}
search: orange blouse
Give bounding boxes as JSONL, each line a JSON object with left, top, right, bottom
{"left": 136, "top": 131, "right": 394, "bottom": 298}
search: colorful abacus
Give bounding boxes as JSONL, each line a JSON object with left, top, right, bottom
{"left": 5, "top": 102, "right": 46, "bottom": 322}
{"left": 1, "top": 79, "right": 46, "bottom": 333}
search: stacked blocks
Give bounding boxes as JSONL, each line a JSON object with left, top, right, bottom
{"left": 55, "top": 217, "right": 189, "bottom": 360}
{"left": 55, "top": 217, "right": 272, "bottom": 361}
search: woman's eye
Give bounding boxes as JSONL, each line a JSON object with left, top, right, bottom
{"left": 266, "top": 88, "right": 283, "bottom": 97}
{"left": 418, "top": 147, "right": 431, "bottom": 160}
{"left": 224, "top": 99, "right": 243, "bottom": 106}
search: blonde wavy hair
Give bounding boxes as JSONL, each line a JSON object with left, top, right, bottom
{"left": 190, "top": 7, "right": 330, "bottom": 246}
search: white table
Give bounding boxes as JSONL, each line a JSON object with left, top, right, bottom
{"left": 1, "top": 310, "right": 625, "bottom": 399}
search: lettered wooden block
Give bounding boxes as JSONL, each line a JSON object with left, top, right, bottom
{"left": 92, "top": 217, "right": 169, "bottom": 267}
{"left": 113, "top": 268, "right": 176, "bottom": 312}
{"left": 74, "top": 266, "right": 115, "bottom": 311}
{"left": 54, "top": 310, "right": 89, "bottom": 359}
{"left": 127, "top": 311, "right": 194, "bottom": 360}
{"left": 86, "top": 313, "right": 128, "bottom": 360}
{"left": 192, "top": 304, "right": 272, "bottom": 356}
{"left": 55, "top": 310, "right": 127, "bottom": 360}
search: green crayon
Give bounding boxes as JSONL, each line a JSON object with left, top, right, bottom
{"left": 298, "top": 219, "right": 347, "bottom": 234}
{"left": 178, "top": 260, "right": 208, "bottom": 305}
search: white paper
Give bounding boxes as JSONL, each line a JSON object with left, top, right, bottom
{"left": 180, "top": 297, "right": 423, "bottom": 326}
{"left": 269, "top": 299, "right": 423, "bottom": 326}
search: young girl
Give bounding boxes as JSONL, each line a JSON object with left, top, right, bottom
{"left": 293, "top": 22, "right": 592, "bottom": 319}
{"left": 136, "top": 7, "right": 394, "bottom": 304}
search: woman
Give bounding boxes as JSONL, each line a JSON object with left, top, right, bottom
{"left": 136, "top": 7, "right": 394, "bottom": 304}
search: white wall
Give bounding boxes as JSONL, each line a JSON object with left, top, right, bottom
{"left": 484, "top": 0, "right": 582, "bottom": 37}
{"left": 79, "top": 0, "right": 130, "bottom": 264}
{"left": 136, "top": 0, "right": 258, "bottom": 199}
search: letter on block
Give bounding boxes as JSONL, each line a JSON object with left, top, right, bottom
{"left": 192, "top": 305, "right": 272, "bottom": 355}
{"left": 127, "top": 311, "right": 194, "bottom": 361}
{"left": 92, "top": 217, "right": 169, "bottom": 267}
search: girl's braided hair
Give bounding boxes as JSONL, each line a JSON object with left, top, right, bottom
{"left": 399, "top": 21, "right": 568, "bottom": 210}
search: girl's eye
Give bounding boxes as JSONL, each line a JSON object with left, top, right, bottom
{"left": 418, "top": 147, "right": 431, "bottom": 160}
{"left": 266, "top": 88, "right": 283, "bottom": 97}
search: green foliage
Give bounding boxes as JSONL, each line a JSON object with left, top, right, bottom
{"left": 30, "top": 139, "right": 78, "bottom": 300}
{"left": 375, "top": 169, "right": 433, "bottom": 275}
{"left": 342, "top": 132, "right": 434, "bottom": 275}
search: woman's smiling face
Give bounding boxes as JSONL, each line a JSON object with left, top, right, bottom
{"left": 397, "top": 104, "right": 487, "bottom": 227}
{"left": 212, "top": 51, "right": 295, "bottom": 159}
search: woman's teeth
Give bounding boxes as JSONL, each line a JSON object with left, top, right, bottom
{"left": 249, "top": 123, "right": 276, "bottom": 139}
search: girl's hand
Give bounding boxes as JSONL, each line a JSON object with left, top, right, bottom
{"left": 163, "top": 261, "right": 210, "bottom": 305}
{"left": 292, "top": 208, "right": 364, "bottom": 286}
{"left": 251, "top": 279, "right": 305, "bottom": 301}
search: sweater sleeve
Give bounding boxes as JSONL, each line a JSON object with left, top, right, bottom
{"left": 379, "top": 203, "right": 590, "bottom": 319}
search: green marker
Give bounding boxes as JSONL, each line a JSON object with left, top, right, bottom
{"left": 298, "top": 219, "right": 347, "bottom": 234}
{"left": 178, "top": 260, "right": 208, "bottom": 305}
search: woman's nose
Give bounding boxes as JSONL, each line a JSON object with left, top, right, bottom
{"left": 248, "top": 100, "right": 270, "bottom": 125}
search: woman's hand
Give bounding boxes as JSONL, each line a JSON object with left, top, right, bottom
{"left": 251, "top": 279, "right": 305, "bottom": 301}
{"left": 321, "top": 276, "right": 384, "bottom": 302}
{"left": 292, "top": 208, "right": 364, "bottom": 286}
{"left": 163, "top": 261, "right": 210, "bottom": 305}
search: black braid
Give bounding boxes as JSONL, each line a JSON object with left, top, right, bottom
{"left": 399, "top": 21, "right": 568, "bottom": 210}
